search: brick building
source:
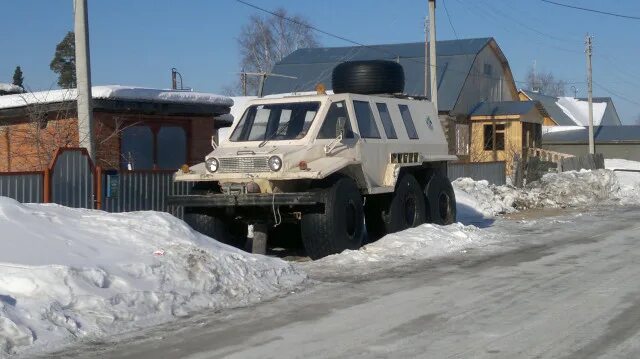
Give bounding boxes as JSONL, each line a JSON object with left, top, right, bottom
{"left": 0, "top": 86, "right": 232, "bottom": 172}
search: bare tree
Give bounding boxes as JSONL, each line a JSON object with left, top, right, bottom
{"left": 233, "top": 8, "right": 319, "bottom": 95}
{"left": 526, "top": 66, "right": 566, "bottom": 97}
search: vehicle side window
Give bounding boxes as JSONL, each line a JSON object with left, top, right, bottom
{"left": 375, "top": 103, "right": 397, "bottom": 139}
{"left": 398, "top": 104, "right": 419, "bottom": 139}
{"left": 318, "top": 101, "right": 354, "bottom": 139}
{"left": 353, "top": 100, "right": 381, "bottom": 139}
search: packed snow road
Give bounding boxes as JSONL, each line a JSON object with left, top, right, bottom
{"left": 45, "top": 206, "right": 640, "bottom": 359}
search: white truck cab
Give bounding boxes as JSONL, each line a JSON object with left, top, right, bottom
{"left": 169, "top": 61, "right": 458, "bottom": 259}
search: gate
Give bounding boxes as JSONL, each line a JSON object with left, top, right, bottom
{"left": 49, "top": 148, "right": 95, "bottom": 208}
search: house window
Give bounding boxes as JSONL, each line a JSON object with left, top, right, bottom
{"left": 398, "top": 104, "right": 419, "bottom": 139}
{"left": 455, "top": 124, "right": 470, "bottom": 155}
{"left": 157, "top": 126, "right": 187, "bottom": 169}
{"left": 484, "top": 63, "right": 493, "bottom": 76}
{"left": 121, "top": 125, "right": 187, "bottom": 170}
{"left": 483, "top": 123, "right": 505, "bottom": 151}
{"left": 353, "top": 100, "right": 381, "bottom": 139}
{"left": 375, "top": 103, "right": 397, "bottom": 139}
{"left": 121, "top": 126, "right": 154, "bottom": 170}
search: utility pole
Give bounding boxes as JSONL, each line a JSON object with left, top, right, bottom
{"left": 424, "top": 15, "right": 429, "bottom": 97}
{"left": 585, "top": 34, "right": 595, "bottom": 154}
{"left": 428, "top": 0, "right": 438, "bottom": 113}
{"left": 74, "top": 0, "right": 95, "bottom": 160}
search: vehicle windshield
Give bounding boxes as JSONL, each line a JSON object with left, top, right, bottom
{"left": 229, "top": 102, "right": 321, "bottom": 142}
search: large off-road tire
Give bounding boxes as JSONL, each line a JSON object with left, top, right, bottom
{"left": 332, "top": 60, "right": 405, "bottom": 95}
{"left": 383, "top": 173, "right": 427, "bottom": 233}
{"left": 301, "top": 178, "right": 364, "bottom": 259}
{"left": 424, "top": 174, "right": 456, "bottom": 225}
{"left": 364, "top": 195, "right": 388, "bottom": 243}
{"left": 183, "top": 212, "right": 247, "bottom": 248}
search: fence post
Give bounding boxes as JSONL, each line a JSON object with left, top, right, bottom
{"left": 43, "top": 168, "right": 51, "bottom": 203}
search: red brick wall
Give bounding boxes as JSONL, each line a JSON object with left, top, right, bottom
{"left": 0, "top": 110, "right": 216, "bottom": 172}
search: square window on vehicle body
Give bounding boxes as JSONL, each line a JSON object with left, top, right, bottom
{"left": 375, "top": 103, "right": 398, "bottom": 139}
{"left": 398, "top": 104, "right": 419, "bottom": 139}
{"left": 353, "top": 100, "right": 381, "bottom": 139}
{"left": 318, "top": 101, "right": 354, "bottom": 139}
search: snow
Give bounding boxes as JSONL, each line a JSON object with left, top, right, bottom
{"left": 605, "top": 158, "right": 640, "bottom": 204}
{"left": 555, "top": 96, "right": 607, "bottom": 126}
{"left": 542, "top": 125, "right": 585, "bottom": 134}
{"left": 3, "top": 161, "right": 640, "bottom": 356}
{"left": 0, "top": 83, "right": 23, "bottom": 94}
{"left": 453, "top": 169, "right": 623, "bottom": 217}
{"left": 0, "top": 198, "right": 305, "bottom": 355}
{"left": 0, "top": 85, "right": 233, "bottom": 110}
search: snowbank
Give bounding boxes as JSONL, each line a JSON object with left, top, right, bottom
{"left": 0, "top": 85, "right": 233, "bottom": 110}
{"left": 0, "top": 198, "right": 305, "bottom": 355}
{"left": 556, "top": 97, "right": 606, "bottom": 126}
{"left": 453, "top": 169, "right": 623, "bottom": 217}
{"left": 307, "top": 223, "right": 497, "bottom": 271}
{"left": 605, "top": 159, "right": 640, "bottom": 205}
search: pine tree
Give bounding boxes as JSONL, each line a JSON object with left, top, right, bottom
{"left": 49, "top": 31, "right": 77, "bottom": 89}
{"left": 12, "top": 66, "right": 24, "bottom": 88}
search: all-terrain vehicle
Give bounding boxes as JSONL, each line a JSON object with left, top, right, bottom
{"left": 169, "top": 60, "right": 458, "bottom": 259}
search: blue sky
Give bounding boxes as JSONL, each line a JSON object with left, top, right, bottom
{"left": 2, "top": 0, "right": 639, "bottom": 123}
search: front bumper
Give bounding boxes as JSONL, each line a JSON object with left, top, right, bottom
{"left": 167, "top": 192, "right": 324, "bottom": 207}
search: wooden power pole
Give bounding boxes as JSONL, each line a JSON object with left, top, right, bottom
{"left": 585, "top": 34, "right": 595, "bottom": 154}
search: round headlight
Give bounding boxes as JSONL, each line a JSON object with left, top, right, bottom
{"left": 206, "top": 157, "right": 219, "bottom": 173}
{"left": 268, "top": 156, "right": 282, "bottom": 171}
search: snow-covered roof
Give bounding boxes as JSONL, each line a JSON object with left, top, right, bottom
{"left": 0, "top": 85, "right": 233, "bottom": 110}
{"left": 556, "top": 97, "right": 607, "bottom": 126}
{"left": 0, "top": 82, "right": 23, "bottom": 94}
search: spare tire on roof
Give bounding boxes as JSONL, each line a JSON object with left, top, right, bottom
{"left": 332, "top": 60, "right": 405, "bottom": 95}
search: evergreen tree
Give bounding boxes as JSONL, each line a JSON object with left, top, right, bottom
{"left": 49, "top": 31, "right": 77, "bottom": 88}
{"left": 12, "top": 66, "right": 24, "bottom": 88}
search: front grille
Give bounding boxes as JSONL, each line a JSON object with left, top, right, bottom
{"left": 218, "top": 156, "right": 270, "bottom": 173}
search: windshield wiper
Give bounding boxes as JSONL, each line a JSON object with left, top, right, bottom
{"left": 259, "top": 122, "right": 290, "bottom": 147}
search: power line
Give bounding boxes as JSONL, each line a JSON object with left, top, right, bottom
{"left": 593, "top": 81, "right": 640, "bottom": 106}
{"left": 540, "top": 0, "right": 640, "bottom": 21}
{"left": 442, "top": 0, "right": 459, "bottom": 39}
{"left": 233, "top": 0, "right": 577, "bottom": 88}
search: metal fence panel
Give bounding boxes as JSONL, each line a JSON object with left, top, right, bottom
{"left": 0, "top": 173, "right": 44, "bottom": 203}
{"left": 447, "top": 162, "right": 506, "bottom": 186}
{"left": 101, "top": 171, "right": 193, "bottom": 218}
{"left": 51, "top": 150, "right": 94, "bottom": 208}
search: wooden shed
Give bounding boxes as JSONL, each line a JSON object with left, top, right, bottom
{"left": 469, "top": 101, "right": 546, "bottom": 173}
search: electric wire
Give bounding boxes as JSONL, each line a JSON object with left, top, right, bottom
{"left": 540, "top": 0, "right": 640, "bottom": 21}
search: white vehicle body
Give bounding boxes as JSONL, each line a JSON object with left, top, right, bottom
{"left": 175, "top": 92, "right": 456, "bottom": 193}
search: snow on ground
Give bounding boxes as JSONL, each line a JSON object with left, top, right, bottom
{"left": 0, "top": 198, "right": 305, "bottom": 355}
{"left": 308, "top": 168, "right": 635, "bottom": 272}
{"left": 556, "top": 96, "right": 607, "bottom": 126}
{"left": 0, "top": 85, "right": 233, "bottom": 110}
{"left": 605, "top": 158, "right": 640, "bottom": 204}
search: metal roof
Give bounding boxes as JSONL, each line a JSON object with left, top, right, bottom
{"left": 522, "top": 90, "right": 622, "bottom": 126}
{"left": 469, "top": 101, "right": 538, "bottom": 116}
{"left": 521, "top": 90, "right": 576, "bottom": 126}
{"left": 263, "top": 38, "right": 494, "bottom": 112}
{"left": 543, "top": 126, "right": 640, "bottom": 144}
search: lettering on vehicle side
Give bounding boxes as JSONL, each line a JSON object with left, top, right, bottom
{"left": 426, "top": 116, "right": 434, "bottom": 130}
